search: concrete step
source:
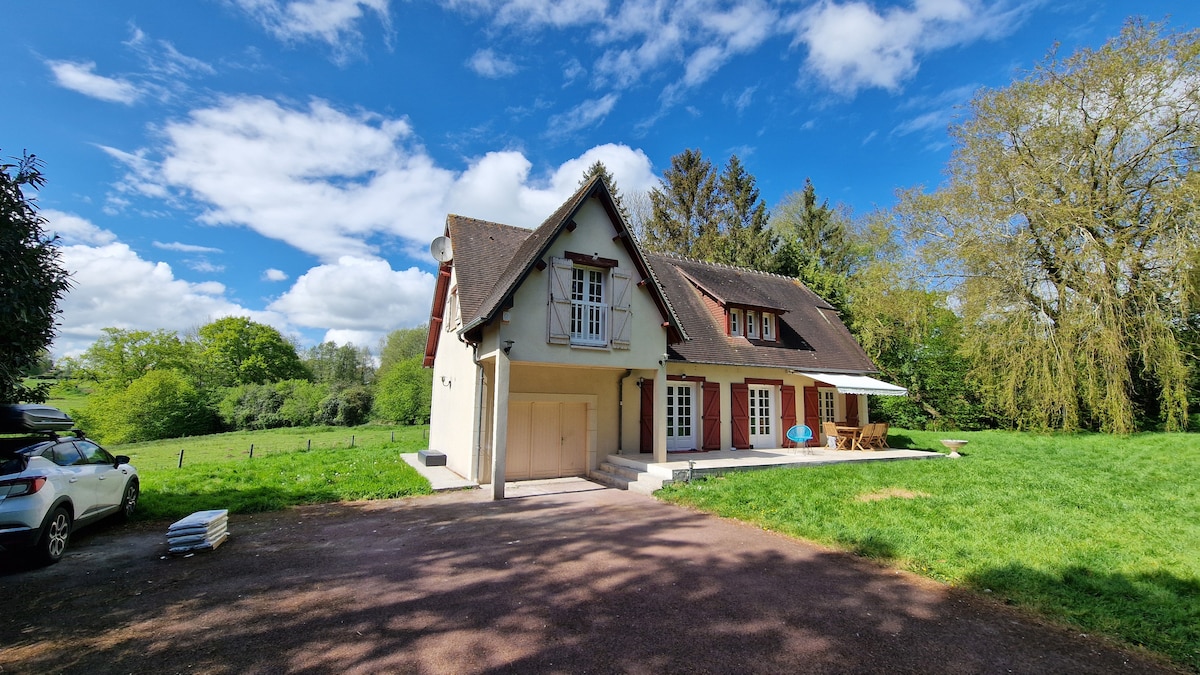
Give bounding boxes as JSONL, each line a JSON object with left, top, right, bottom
{"left": 589, "top": 464, "right": 665, "bottom": 495}
{"left": 598, "top": 461, "right": 645, "bottom": 481}
{"left": 588, "top": 468, "right": 633, "bottom": 490}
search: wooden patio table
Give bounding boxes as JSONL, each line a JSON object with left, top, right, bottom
{"left": 834, "top": 425, "right": 862, "bottom": 450}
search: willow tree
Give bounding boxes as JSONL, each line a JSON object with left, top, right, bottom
{"left": 903, "top": 21, "right": 1200, "bottom": 432}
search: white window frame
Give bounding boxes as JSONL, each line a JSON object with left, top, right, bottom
{"left": 746, "top": 310, "right": 758, "bottom": 339}
{"left": 818, "top": 389, "right": 837, "bottom": 424}
{"left": 748, "top": 384, "right": 775, "bottom": 447}
{"left": 570, "top": 265, "right": 607, "bottom": 346}
{"left": 730, "top": 308, "right": 742, "bottom": 336}
{"left": 761, "top": 312, "right": 774, "bottom": 341}
{"left": 446, "top": 286, "right": 460, "bottom": 330}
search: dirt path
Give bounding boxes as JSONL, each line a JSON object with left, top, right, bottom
{"left": 0, "top": 479, "right": 1179, "bottom": 674}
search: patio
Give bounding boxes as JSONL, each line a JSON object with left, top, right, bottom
{"left": 592, "top": 446, "right": 943, "bottom": 493}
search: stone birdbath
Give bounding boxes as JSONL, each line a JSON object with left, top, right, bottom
{"left": 940, "top": 439, "right": 968, "bottom": 458}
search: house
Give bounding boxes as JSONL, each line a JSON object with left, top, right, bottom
{"left": 423, "top": 176, "right": 906, "bottom": 497}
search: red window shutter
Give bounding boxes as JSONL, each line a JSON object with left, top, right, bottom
{"left": 803, "top": 386, "right": 820, "bottom": 447}
{"left": 780, "top": 385, "right": 798, "bottom": 447}
{"left": 639, "top": 379, "right": 654, "bottom": 453}
{"left": 730, "top": 382, "right": 750, "bottom": 449}
{"left": 845, "top": 393, "right": 860, "bottom": 426}
{"left": 702, "top": 381, "right": 721, "bottom": 450}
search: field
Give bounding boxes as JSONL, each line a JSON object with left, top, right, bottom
{"left": 657, "top": 429, "right": 1200, "bottom": 670}
{"left": 112, "top": 425, "right": 433, "bottom": 521}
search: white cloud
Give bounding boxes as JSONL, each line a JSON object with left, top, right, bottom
{"left": 44, "top": 210, "right": 118, "bottom": 245}
{"left": 263, "top": 268, "right": 290, "bottom": 281}
{"left": 108, "top": 96, "right": 656, "bottom": 258}
{"left": 268, "top": 256, "right": 435, "bottom": 347}
{"left": 47, "top": 61, "right": 140, "bottom": 104}
{"left": 546, "top": 94, "right": 619, "bottom": 137}
{"left": 187, "top": 260, "right": 226, "bottom": 273}
{"left": 230, "top": 0, "right": 390, "bottom": 55}
{"left": 467, "top": 48, "right": 518, "bottom": 78}
{"left": 55, "top": 242, "right": 272, "bottom": 357}
{"left": 154, "top": 241, "right": 224, "bottom": 253}
{"left": 791, "top": 0, "right": 1027, "bottom": 95}
{"left": 562, "top": 57, "right": 585, "bottom": 86}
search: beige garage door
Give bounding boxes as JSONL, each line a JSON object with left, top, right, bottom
{"left": 506, "top": 401, "right": 587, "bottom": 480}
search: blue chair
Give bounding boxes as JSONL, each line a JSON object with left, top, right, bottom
{"left": 785, "top": 424, "right": 813, "bottom": 451}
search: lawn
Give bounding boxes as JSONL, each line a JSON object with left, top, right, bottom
{"left": 657, "top": 429, "right": 1200, "bottom": 671}
{"left": 111, "top": 425, "right": 433, "bottom": 521}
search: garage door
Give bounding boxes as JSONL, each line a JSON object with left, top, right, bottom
{"left": 506, "top": 401, "right": 587, "bottom": 480}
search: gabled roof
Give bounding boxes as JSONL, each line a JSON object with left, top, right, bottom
{"left": 439, "top": 176, "right": 684, "bottom": 344}
{"left": 648, "top": 254, "right": 878, "bottom": 373}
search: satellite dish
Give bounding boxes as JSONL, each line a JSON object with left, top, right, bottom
{"left": 430, "top": 236, "right": 453, "bottom": 263}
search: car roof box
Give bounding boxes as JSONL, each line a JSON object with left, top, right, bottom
{"left": 0, "top": 404, "right": 75, "bottom": 432}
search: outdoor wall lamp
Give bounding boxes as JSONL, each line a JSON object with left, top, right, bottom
{"left": 440, "top": 376, "right": 452, "bottom": 388}
{"left": 502, "top": 340, "right": 515, "bottom": 355}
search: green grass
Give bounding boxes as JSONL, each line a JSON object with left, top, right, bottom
{"left": 657, "top": 429, "right": 1200, "bottom": 670}
{"left": 111, "top": 425, "right": 433, "bottom": 521}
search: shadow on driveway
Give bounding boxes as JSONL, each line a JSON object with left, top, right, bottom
{"left": 0, "top": 479, "right": 1178, "bottom": 673}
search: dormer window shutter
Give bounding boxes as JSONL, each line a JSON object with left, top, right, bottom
{"left": 547, "top": 257, "right": 573, "bottom": 344}
{"left": 610, "top": 268, "right": 632, "bottom": 349}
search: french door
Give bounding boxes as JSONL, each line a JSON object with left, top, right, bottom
{"left": 666, "top": 383, "right": 696, "bottom": 451}
{"left": 748, "top": 385, "right": 776, "bottom": 448}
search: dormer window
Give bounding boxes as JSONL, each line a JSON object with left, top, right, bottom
{"left": 730, "top": 308, "right": 742, "bottom": 336}
{"left": 746, "top": 310, "right": 758, "bottom": 339}
{"left": 761, "top": 312, "right": 774, "bottom": 341}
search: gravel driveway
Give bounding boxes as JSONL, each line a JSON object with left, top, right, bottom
{"left": 0, "top": 479, "right": 1178, "bottom": 674}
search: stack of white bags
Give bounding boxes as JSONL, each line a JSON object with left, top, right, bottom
{"left": 167, "top": 509, "right": 230, "bottom": 554}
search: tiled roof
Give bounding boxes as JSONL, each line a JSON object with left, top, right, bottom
{"left": 647, "top": 254, "right": 878, "bottom": 373}
{"left": 444, "top": 216, "right": 530, "bottom": 324}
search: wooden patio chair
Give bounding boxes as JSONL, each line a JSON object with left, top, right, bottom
{"left": 856, "top": 423, "right": 879, "bottom": 450}
{"left": 821, "top": 421, "right": 846, "bottom": 449}
{"left": 871, "top": 422, "right": 890, "bottom": 449}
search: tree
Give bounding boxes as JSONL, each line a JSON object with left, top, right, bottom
{"left": 304, "top": 341, "right": 373, "bottom": 385}
{"left": 712, "top": 155, "right": 775, "bottom": 270}
{"left": 373, "top": 356, "right": 433, "bottom": 425}
{"left": 644, "top": 149, "right": 719, "bottom": 257}
{"left": 197, "top": 317, "right": 308, "bottom": 388}
{"left": 900, "top": 21, "right": 1200, "bottom": 432}
{"left": 579, "top": 160, "right": 631, "bottom": 225}
{"left": 0, "top": 152, "right": 71, "bottom": 404}
{"left": 377, "top": 326, "right": 428, "bottom": 380}
{"left": 770, "top": 179, "right": 863, "bottom": 313}
{"left": 75, "top": 370, "right": 216, "bottom": 444}
{"left": 78, "top": 328, "right": 194, "bottom": 390}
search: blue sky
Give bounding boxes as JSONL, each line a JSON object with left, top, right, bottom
{"left": 4, "top": 1, "right": 1193, "bottom": 358}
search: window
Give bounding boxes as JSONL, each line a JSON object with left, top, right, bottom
{"left": 762, "top": 313, "right": 774, "bottom": 341}
{"left": 730, "top": 309, "right": 742, "bottom": 336}
{"left": 818, "top": 390, "right": 836, "bottom": 424}
{"left": 446, "top": 287, "right": 460, "bottom": 330}
{"left": 746, "top": 310, "right": 758, "bottom": 339}
{"left": 570, "top": 266, "right": 606, "bottom": 345}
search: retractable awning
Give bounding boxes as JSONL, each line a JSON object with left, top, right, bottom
{"left": 805, "top": 373, "right": 908, "bottom": 397}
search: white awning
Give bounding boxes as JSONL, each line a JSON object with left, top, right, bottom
{"left": 805, "top": 373, "right": 908, "bottom": 397}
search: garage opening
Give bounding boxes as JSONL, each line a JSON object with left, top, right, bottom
{"left": 505, "top": 400, "right": 588, "bottom": 480}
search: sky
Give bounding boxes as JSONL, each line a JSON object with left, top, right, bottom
{"left": 4, "top": 1, "right": 1195, "bottom": 359}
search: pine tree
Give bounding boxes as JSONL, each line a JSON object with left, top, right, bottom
{"left": 713, "top": 155, "right": 774, "bottom": 270}
{"left": 644, "top": 149, "right": 718, "bottom": 257}
{"left": 579, "top": 160, "right": 631, "bottom": 224}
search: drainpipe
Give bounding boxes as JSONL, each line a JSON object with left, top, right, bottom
{"left": 617, "top": 369, "right": 633, "bottom": 454}
{"left": 461, "top": 334, "right": 485, "bottom": 483}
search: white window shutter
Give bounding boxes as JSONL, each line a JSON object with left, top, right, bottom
{"left": 547, "top": 257, "right": 573, "bottom": 344}
{"left": 611, "top": 268, "right": 633, "bottom": 349}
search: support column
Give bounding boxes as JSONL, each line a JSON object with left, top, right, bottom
{"left": 490, "top": 349, "right": 510, "bottom": 500}
{"left": 653, "top": 365, "right": 667, "bottom": 463}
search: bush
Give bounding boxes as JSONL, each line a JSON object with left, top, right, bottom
{"left": 75, "top": 370, "right": 216, "bottom": 444}
{"left": 218, "top": 380, "right": 331, "bottom": 430}
{"left": 316, "top": 385, "right": 374, "bottom": 426}
{"left": 373, "top": 356, "right": 432, "bottom": 425}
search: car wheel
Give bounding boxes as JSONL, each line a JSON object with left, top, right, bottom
{"left": 117, "top": 478, "right": 139, "bottom": 521}
{"left": 36, "top": 507, "right": 71, "bottom": 565}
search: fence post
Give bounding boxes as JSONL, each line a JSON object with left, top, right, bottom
{"left": 351, "top": 435, "right": 355, "bottom": 448}
{"left": 307, "top": 439, "right": 311, "bottom": 451}
{"left": 391, "top": 431, "right": 395, "bottom": 442}
{"left": 178, "top": 448, "right": 185, "bottom": 468}
{"left": 250, "top": 443, "right": 254, "bottom": 458}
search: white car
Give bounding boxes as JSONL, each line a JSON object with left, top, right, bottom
{"left": 0, "top": 405, "right": 139, "bottom": 565}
